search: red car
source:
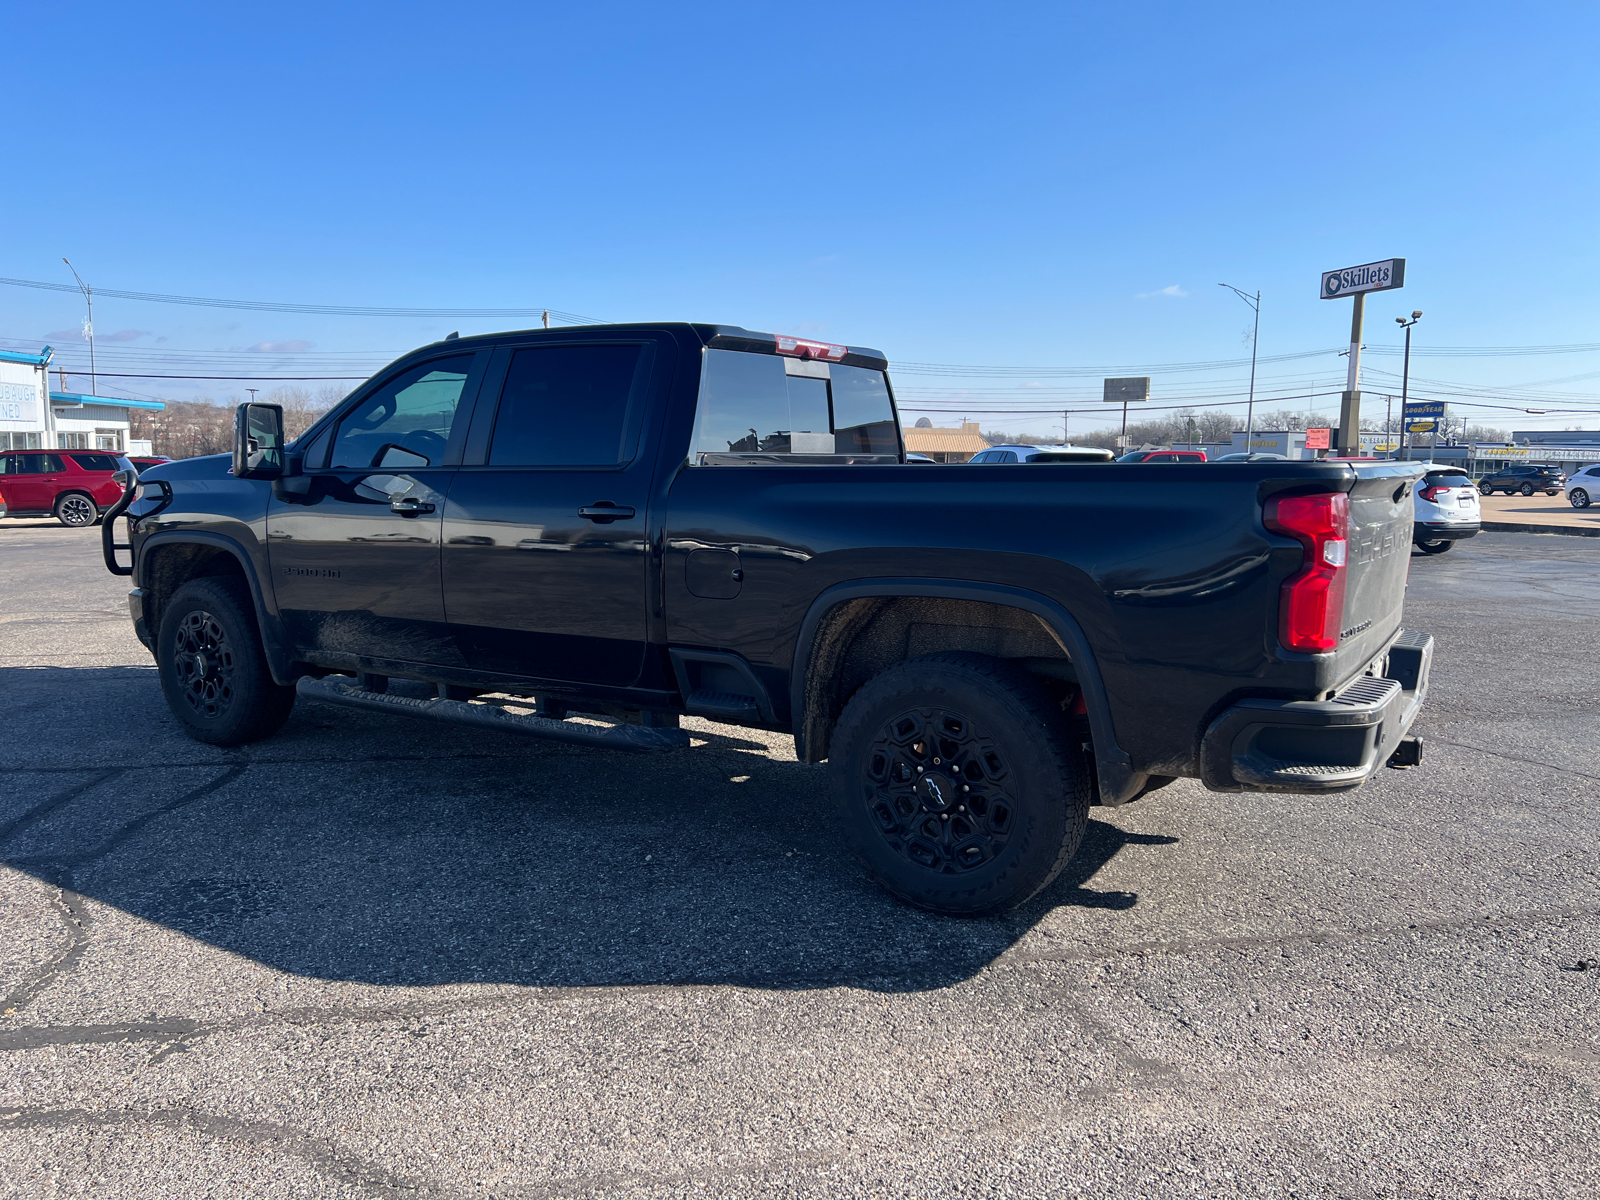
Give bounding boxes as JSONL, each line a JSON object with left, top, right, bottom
{"left": 0, "top": 449, "right": 133, "bottom": 527}
{"left": 1115, "top": 448, "right": 1208, "bottom": 463}
{"left": 129, "top": 455, "right": 173, "bottom": 471}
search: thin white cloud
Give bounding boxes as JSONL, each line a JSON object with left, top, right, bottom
{"left": 247, "top": 340, "right": 312, "bottom": 353}
{"left": 1136, "top": 284, "right": 1188, "bottom": 299}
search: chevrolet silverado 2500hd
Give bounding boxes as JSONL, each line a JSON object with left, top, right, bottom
{"left": 104, "top": 323, "right": 1432, "bottom": 914}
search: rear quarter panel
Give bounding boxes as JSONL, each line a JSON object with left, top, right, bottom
{"left": 664, "top": 461, "right": 1358, "bottom": 776}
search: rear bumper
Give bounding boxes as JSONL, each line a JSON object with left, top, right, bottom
{"left": 1414, "top": 519, "right": 1479, "bottom": 541}
{"left": 1200, "top": 629, "right": 1433, "bottom": 793}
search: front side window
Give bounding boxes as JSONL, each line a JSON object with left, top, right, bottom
{"left": 690, "top": 349, "right": 899, "bottom": 463}
{"left": 330, "top": 355, "right": 474, "bottom": 469}
{"left": 489, "top": 343, "right": 646, "bottom": 466}
{"left": 1, "top": 453, "right": 64, "bottom": 474}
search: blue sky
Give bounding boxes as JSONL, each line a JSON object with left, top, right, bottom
{"left": 4, "top": 1, "right": 1598, "bottom": 435}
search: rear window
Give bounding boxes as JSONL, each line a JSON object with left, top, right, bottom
{"left": 690, "top": 350, "right": 899, "bottom": 463}
{"left": 1426, "top": 473, "right": 1472, "bottom": 486}
{"left": 69, "top": 453, "right": 120, "bottom": 472}
{"left": 489, "top": 343, "right": 648, "bottom": 467}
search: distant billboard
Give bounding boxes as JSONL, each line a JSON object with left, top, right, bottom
{"left": 1103, "top": 377, "right": 1150, "bottom": 403}
{"left": 1402, "top": 401, "right": 1446, "bottom": 420}
{"left": 1321, "top": 259, "right": 1406, "bottom": 299}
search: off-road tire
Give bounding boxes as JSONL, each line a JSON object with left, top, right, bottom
{"left": 1573, "top": 488, "right": 1591, "bottom": 509}
{"left": 54, "top": 492, "right": 98, "bottom": 528}
{"left": 828, "top": 652, "right": 1091, "bottom": 916}
{"left": 158, "top": 576, "right": 296, "bottom": 746}
{"left": 1416, "top": 539, "right": 1453, "bottom": 555}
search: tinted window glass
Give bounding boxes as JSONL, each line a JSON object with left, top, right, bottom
{"left": 70, "top": 453, "right": 119, "bottom": 472}
{"left": 331, "top": 355, "right": 474, "bottom": 469}
{"left": 828, "top": 363, "right": 898, "bottom": 454}
{"left": 489, "top": 344, "right": 645, "bottom": 466}
{"left": 3, "top": 453, "right": 65, "bottom": 474}
{"left": 998, "top": 451, "right": 1017, "bottom": 463}
{"left": 691, "top": 350, "right": 899, "bottom": 461}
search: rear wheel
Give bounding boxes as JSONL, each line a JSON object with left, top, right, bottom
{"left": 827, "top": 652, "right": 1091, "bottom": 915}
{"left": 1547, "top": 489, "right": 1559, "bottom": 497}
{"left": 157, "top": 576, "right": 296, "bottom": 745}
{"left": 1479, "top": 486, "right": 1494, "bottom": 496}
{"left": 1573, "top": 488, "right": 1592, "bottom": 509}
{"left": 54, "top": 492, "right": 98, "bottom": 527}
{"left": 1416, "top": 539, "right": 1453, "bottom": 554}
{"left": 1520, "top": 482, "right": 1535, "bottom": 496}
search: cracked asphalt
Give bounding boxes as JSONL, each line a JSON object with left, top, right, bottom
{"left": 1, "top": 519, "right": 1597, "bottom": 1199}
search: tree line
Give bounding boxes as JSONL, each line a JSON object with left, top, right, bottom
{"left": 127, "top": 386, "right": 346, "bottom": 459}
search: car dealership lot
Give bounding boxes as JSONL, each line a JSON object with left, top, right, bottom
{"left": 2, "top": 524, "right": 1597, "bottom": 1199}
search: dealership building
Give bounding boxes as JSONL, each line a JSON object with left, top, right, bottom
{"left": 0, "top": 346, "right": 163, "bottom": 453}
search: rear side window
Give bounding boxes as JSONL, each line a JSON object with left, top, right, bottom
{"left": 488, "top": 344, "right": 647, "bottom": 466}
{"left": 69, "top": 453, "right": 119, "bottom": 472}
{"left": 690, "top": 350, "right": 899, "bottom": 463}
{"left": 331, "top": 355, "right": 475, "bottom": 469}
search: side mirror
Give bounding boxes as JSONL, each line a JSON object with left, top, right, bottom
{"left": 234, "top": 402, "right": 285, "bottom": 479}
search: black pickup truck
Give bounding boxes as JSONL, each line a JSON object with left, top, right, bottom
{"left": 104, "top": 323, "right": 1432, "bottom": 914}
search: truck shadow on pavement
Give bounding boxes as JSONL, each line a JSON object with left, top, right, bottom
{"left": 0, "top": 665, "right": 1179, "bottom": 994}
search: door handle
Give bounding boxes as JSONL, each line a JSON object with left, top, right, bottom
{"left": 391, "top": 496, "right": 436, "bottom": 516}
{"left": 578, "top": 504, "right": 636, "bottom": 522}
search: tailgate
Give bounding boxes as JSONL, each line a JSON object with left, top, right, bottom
{"left": 1335, "top": 462, "right": 1426, "bottom": 682}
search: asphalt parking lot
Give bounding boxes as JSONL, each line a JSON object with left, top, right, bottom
{"left": 1, "top": 521, "right": 1597, "bottom": 1199}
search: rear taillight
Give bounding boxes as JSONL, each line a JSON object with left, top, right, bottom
{"left": 1419, "top": 485, "right": 1446, "bottom": 502}
{"left": 1264, "top": 491, "right": 1350, "bottom": 654}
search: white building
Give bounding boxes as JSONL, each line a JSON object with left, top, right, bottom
{"left": 0, "top": 346, "right": 163, "bottom": 453}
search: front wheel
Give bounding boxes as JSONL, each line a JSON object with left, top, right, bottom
{"left": 827, "top": 652, "right": 1091, "bottom": 915}
{"left": 1520, "top": 482, "right": 1535, "bottom": 496}
{"left": 1479, "top": 487, "right": 1494, "bottom": 496}
{"left": 1416, "top": 539, "right": 1453, "bottom": 554}
{"left": 1573, "top": 488, "right": 1592, "bottom": 509}
{"left": 157, "top": 576, "right": 296, "bottom": 746}
{"left": 54, "top": 492, "right": 98, "bottom": 527}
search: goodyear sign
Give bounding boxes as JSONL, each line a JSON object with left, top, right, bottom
{"left": 1321, "top": 258, "right": 1406, "bottom": 299}
{"left": 1402, "top": 401, "right": 1445, "bottom": 419}
{"left": 1407, "top": 420, "right": 1437, "bottom": 434}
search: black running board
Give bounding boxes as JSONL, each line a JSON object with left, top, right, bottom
{"left": 296, "top": 677, "right": 689, "bottom": 752}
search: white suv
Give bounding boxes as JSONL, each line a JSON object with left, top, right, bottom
{"left": 1413, "top": 469, "right": 1481, "bottom": 554}
{"left": 1565, "top": 464, "right": 1600, "bottom": 508}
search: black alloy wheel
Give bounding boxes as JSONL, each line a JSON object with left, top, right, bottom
{"left": 828, "top": 652, "right": 1090, "bottom": 915}
{"left": 1520, "top": 482, "right": 1536, "bottom": 496}
{"left": 158, "top": 576, "right": 296, "bottom": 745}
{"left": 54, "top": 492, "right": 97, "bottom": 527}
{"left": 1416, "top": 539, "right": 1453, "bottom": 555}
{"left": 172, "top": 608, "right": 237, "bottom": 720}
{"left": 1573, "top": 488, "right": 1591, "bottom": 509}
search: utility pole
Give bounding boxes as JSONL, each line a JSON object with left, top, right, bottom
{"left": 1396, "top": 311, "right": 1422, "bottom": 460}
{"left": 246, "top": 388, "right": 260, "bottom": 407}
{"left": 1219, "top": 284, "right": 1260, "bottom": 456}
{"left": 1385, "top": 394, "right": 1393, "bottom": 457}
{"left": 62, "top": 258, "right": 96, "bottom": 396}
{"left": 542, "top": 310, "right": 550, "bottom": 329}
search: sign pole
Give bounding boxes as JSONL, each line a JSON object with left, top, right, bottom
{"left": 1337, "top": 291, "right": 1365, "bottom": 456}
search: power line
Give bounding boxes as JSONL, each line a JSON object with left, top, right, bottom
{"left": 0, "top": 276, "right": 604, "bottom": 323}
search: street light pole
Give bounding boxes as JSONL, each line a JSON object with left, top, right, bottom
{"left": 62, "top": 258, "right": 96, "bottom": 397}
{"left": 1395, "top": 311, "right": 1422, "bottom": 460}
{"left": 1220, "top": 284, "right": 1260, "bottom": 456}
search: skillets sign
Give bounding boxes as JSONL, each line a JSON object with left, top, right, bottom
{"left": 1320, "top": 259, "right": 1405, "bottom": 299}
